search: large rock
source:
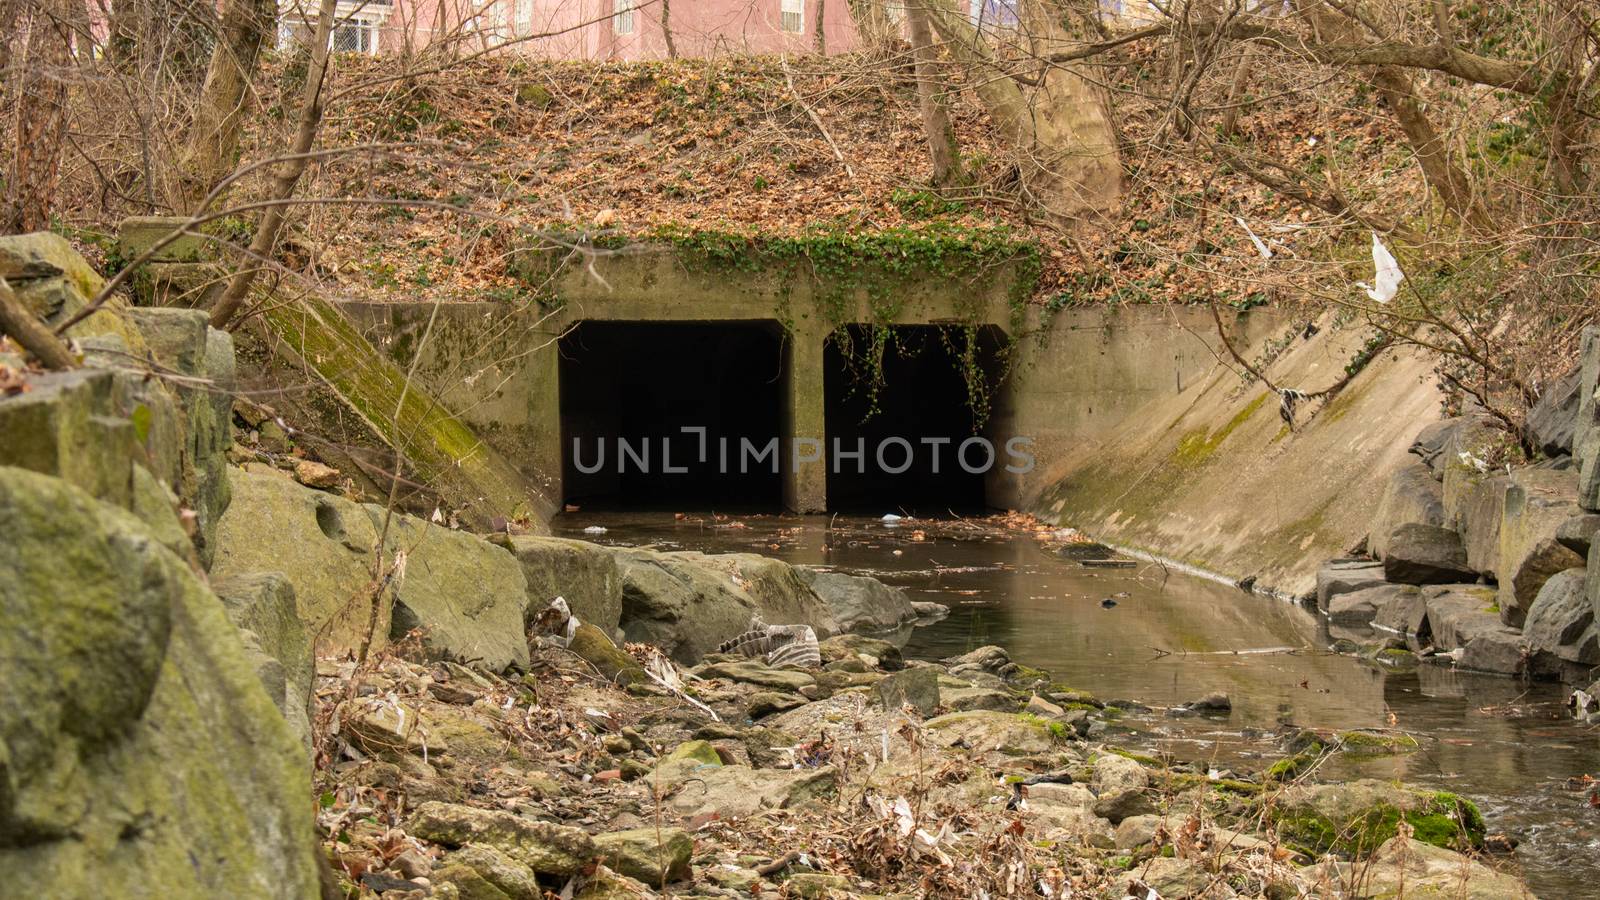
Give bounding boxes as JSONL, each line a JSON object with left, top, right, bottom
{"left": 1313, "top": 836, "right": 1534, "bottom": 900}
{"left": 923, "top": 710, "right": 1062, "bottom": 757}
{"left": 212, "top": 469, "right": 383, "bottom": 648}
{"left": 568, "top": 622, "right": 646, "bottom": 687}
{"left": 1409, "top": 417, "right": 1488, "bottom": 479}
{"left": 0, "top": 251, "right": 237, "bottom": 566}
{"left": 1578, "top": 326, "right": 1600, "bottom": 444}
{"left": 592, "top": 828, "right": 693, "bottom": 884}
{"left": 1523, "top": 568, "right": 1596, "bottom": 674}
{"left": 1327, "top": 584, "right": 1416, "bottom": 627}
{"left": 408, "top": 801, "right": 596, "bottom": 876}
{"left": 0, "top": 369, "right": 137, "bottom": 508}
{"left": 1271, "top": 779, "right": 1484, "bottom": 856}
{"left": 0, "top": 466, "right": 320, "bottom": 896}
{"left": 1529, "top": 368, "right": 1581, "bottom": 458}
{"left": 1497, "top": 467, "right": 1584, "bottom": 626}
{"left": 1383, "top": 524, "right": 1474, "bottom": 585}
{"left": 1450, "top": 472, "right": 1510, "bottom": 577}
{"left": 648, "top": 760, "right": 836, "bottom": 819}
{"left": 1368, "top": 462, "right": 1447, "bottom": 559}
{"left": 214, "top": 469, "right": 530, "bottom": 671}
{"left": 437, "top": 844, "right": 541, "bottom": 900}
{"left": 1315, "top": 559, "right": 1388, "bottom": 612}
{"left": 213, "top": 571, "right": 313, "bottom": 750}
{"left": 1420, "top": 584, "right": 1506, "bottom": 650}
{"left": 796, "top": 567, "right": 916, "bottom": 633}
{"left": 1372, "top": 584, "right": 1428, "bottom": 638}
{"left": 490, "top": 534, "right": 622, "bottom": 635}
{"left": 615, "top": 549, "right": 837, "bottom": 663}
{"left": 1580, "top": 425, "right": 1600, "bottom": 512}
{"left": 1420, "top": 585, "right": 1528, "bottom": 674}
{"left": 120, "top": 307, "right": 236, "bottom": 566}
{"left": 874, "top": 666, "right": 941, "bottom": 716}
{"left": 1557, "top": 513, "right": 1600, "bottom": 557}
{"left": 376, "top": 508, "right": 531, "bottom": 672}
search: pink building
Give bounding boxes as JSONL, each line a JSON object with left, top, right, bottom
{"left": 305, "top": 0, "right": 859, "bottom": 59}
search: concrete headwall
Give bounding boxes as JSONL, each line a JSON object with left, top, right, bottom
{"left": 343, "top": 245, "right": 1290, "bottom": 515}
{"left": 1030, "top": 314, "right": 1442, "bottom": 597}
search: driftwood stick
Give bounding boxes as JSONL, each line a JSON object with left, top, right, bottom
{"left": 0, "top": 276, "right": 75, "bottom": 370}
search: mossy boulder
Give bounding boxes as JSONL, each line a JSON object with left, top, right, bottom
{"left": 1310, "top": 835, "right": 1535, "bottom": 899}
{"left": 213, "top": 572, "right": 313, "bottom": 750}
{"left": 439, "top": 844, "right": 542, "bottom": 900}
{"left": 374, "top": 507, "right": 531, "bottom": 672}
{"left": 924, "top": 710, "right": 1064, "bottom": 756}
{"left": 212, "top": 469, "right": 387, "bottom": 649}
{"left": 214, "top": 469, "right": 532, "bottom": 671}
{"left": 568, "top": 622, "right": 645, "bottom": 686}
{"left": 1335, "top": 730, "right": 1421, "bottom": 757}
{"left": 592, "top": 827, "right": 693, "bottom": 884}
{"left": 490, "top": 534, "right": 623, "bottom": 634}
{"left": 1270, "top": 779, "right": 1484, "bottom": 857}
{"left": 0, "top": 465, "right": 320, "bottom": 895}
{"left": 615, "top": 549, "right": 837, "bottom": 663}
{"left": 663, "top": 739, "right": 723, "bottom": 766}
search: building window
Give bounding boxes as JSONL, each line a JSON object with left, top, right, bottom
{"left": 780, "top": 0, "right": 804, "bottom": 32}
{"left": 332, "top": 17, "right": 376, "bottom": 52}
{"left": 969, "top": 0, "right": 1018, "bottom": 27}
{"left": 613, "top": 0, "right": 634, "bottom": 34}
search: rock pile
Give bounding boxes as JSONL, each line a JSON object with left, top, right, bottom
{"left": 1318, "top": 330, "right": 1600, "bottom": 686}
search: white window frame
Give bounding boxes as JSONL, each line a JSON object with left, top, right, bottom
{"left": 780, "top": 0, "right": 804, "bottom": 33}
{"left": 331, "top": 16, "right": 377, "bottom": 53}
{"left": 613, "top": 0, "right": 635, "bottom": 34}
{"left": 279, "top": 0, "right": 388, "bottom": 54}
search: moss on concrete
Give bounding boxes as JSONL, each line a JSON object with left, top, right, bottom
{"left": 257, "top": 289, "right": 551, "bottom": 525}
{"left": 1171, "top": 392, "right": 1268, "bottom": 466}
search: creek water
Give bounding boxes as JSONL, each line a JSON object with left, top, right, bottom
{"left": 554, "top": 511, "right": 1600, "bottom": 897}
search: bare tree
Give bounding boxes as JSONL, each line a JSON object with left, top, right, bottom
{"left": 918, "top": 0, "right": 1123, "bottom": 224}
{"left": 175, "top": 0, "right": 278, "bottom": 211}
{"left": 208, "top": 0, "right": 340, "bottom": 328}
{"left": 906, "top": 1, "right": 961, "bottom": 184}
{"left": 4, "top": 0, "right": 74, "bottom": 233}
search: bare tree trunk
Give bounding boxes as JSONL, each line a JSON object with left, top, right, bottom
{"left": 661, "top": 0, "right": 677, "bottom": 57}
{"left": 848, "top": 0, "right": 897, "bottom": 53}
{"left": 1217, "top": 44, "right": 1253, "bottom": 137}
{"left": 813, "top": 0, "right": 825, "bottom": 53}
{"left": 922, "top": 0, "right": 1121, "bottom": 223}
{"left": 1308, "top": 6, "right": 1492, "bottom": 231}
{"left": 175, "top": 0, "right": 277, "bottom": 212}
{"left": 0, "top": 0, "right": 20, "bottom": 107}
{"left": 208, "top": 0, "right": 339, "bottom": 329}
{"left": 906, "top": 2, "right": 960, "bottom": 184}
{"left": 4, "top": 0, "right": 73, "bottom": 234}
{"left": 0, "top": 276, "right": 75, "bottom": 368}
{"left": 1541, "top": 0, "right": 1587, "bottom": 195}
{"left": 1371, "top": 68, "right": 1493, "bottom": 232}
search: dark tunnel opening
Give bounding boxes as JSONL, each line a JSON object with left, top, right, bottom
{"left": 559, "top": 320, "right": 786, "bottom": 510}
{"left": 824, "top": 324, "right": 1007, "bottom": 515}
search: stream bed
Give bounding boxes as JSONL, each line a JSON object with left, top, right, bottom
{"left": 555, "top": 511, "right": 1600, "bottom": 897}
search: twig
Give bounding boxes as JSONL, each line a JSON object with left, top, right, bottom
{"left": 780, "top": 56, "right": 854, "bottom": 179}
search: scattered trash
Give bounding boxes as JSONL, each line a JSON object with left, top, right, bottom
{"left": 531, "top": 597, "right": 578, "bottom": 647}
{"left": 718, "top": 615, "right": 821, "bottom": 668}
{"left": 1356, "top": 231, "right": 1404, "bottom": 303}
{"left": 1234, "top": 216, "right": 1272, "bottom": 259}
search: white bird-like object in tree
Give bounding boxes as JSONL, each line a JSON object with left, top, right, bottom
{"left": 1355, "top": 231, "right": 1404, "bottom": 303}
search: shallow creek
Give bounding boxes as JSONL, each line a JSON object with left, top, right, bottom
{"left": 555, "top": 511, "right": 1600, "bottom": 897}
